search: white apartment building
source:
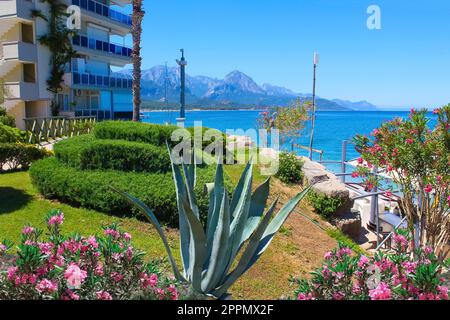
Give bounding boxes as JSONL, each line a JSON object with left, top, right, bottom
{"left": 0, "top": 0, "right": 133, "bottom": 129}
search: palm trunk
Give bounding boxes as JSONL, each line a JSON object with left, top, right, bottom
{"left": 131, "top": 0, "right": 144, "bottom": 122}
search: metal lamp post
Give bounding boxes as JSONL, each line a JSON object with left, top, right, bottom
{"left": 308, "top": 52, "right": 319, "bottom": 160}
{"left": 176, "top": 49, "right": 187, "bottom": 127}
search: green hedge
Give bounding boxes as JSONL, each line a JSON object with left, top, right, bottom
{"left": 30, "top": 157, "right": 232, "bottom": 225}
{"left": 307, "top": 190, "right": 343, "bottom": 220}
{"left": 0, "top": 124, "right": 24, "bottom": 143}
{"left": 94, "top": 121, "right": 230, "bottom": 158}
{"left": 94, "top": 121, "right": 181, "bottom": 146}
{"left": 54, "top": 135, "right": 171, "bottom": 173}
{"left": 0, "top": 143, "right": 50, "bottom": 172}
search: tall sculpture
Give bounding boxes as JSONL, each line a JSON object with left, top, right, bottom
{"left": 176, "top": 49, "right": 187, "bottom": 127}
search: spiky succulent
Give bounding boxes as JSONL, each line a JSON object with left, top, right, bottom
{"left": 114, "top": 150, "right": 310, "bottom": 299}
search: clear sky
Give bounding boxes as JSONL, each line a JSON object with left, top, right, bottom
{"left": 125, "top": 0, "right": 450, "bottom": 108}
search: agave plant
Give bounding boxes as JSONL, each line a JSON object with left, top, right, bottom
{"left": 114, "top": 150, "right": 310, "bottom": 299}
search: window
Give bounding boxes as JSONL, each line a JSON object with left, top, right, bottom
{"left": 23, "top": 64, "right": 36, "bottom": 83}
{"left": 21, "top": 24, "right": 33, "bottom": 44}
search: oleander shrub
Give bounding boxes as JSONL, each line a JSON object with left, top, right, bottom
{"left": 291, "top": 235, "right": 449, "bottom": 300}
{"left": 275, "top": 151, "right": 304, "bottom": 184}
{"left": 30, "top": 157, "right": 231, "bottom": 225}
{"left": 0, "top": 143, "right": 51, "bottom": 172}
{"left": 307, "top": 190, "right": 343, "bottom": 220}
{"left": 0, "top": 124, "right": 24, "bottom": 143}
{"left": 0, "top": 210, "right": 180, "bottom": 300}
{"left": 54, "top": 135, "right": 171, "bottom": 173}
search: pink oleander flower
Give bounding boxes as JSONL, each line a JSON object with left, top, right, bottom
{"left": 7, "top": 267, "right": 18, "bottom": 281}
{"left": 322, "top": 266, "right": 330, "bottom": 278}
{"left": 405, "top": 139, "right": 413, "bottom": 144}
{"left": 86, "top": 236, "right": 98, "bottom": 249}
{"left": 402, "top": 261, "right": 418, "bottom": 274}
{"left": 357, "top": 157, "right": 364, "bottom": 164}
{"left": 351, "top": 172, "right": 359, "bottom": 178}
{"left": 392, "top": 234, "right": 408, "bottom": 248}
{"left": 38, "top": 242, "right": 54, "bottom": 255}
{"left": 369, "top": 282, "right": 392, "bottom": 300}
{"left": 168, "top": 284, "right": 178, "bottom": 300}
{"left": 141, "top": 273, "right": 158, "bottom": 288}
{"left": 358, "top": 255, "right": 369, "bottom": 268}
{"left": 324, "top": 251, "right": 333, "bottom": 260}
{"left": 0, "top": 244, "right": 7, "bottom": 253}
{"left": 297, "top": 292, "right": 315, "bottom": 300}
{"left": 48, "top": 212, "right": 64, "bottom": 226}
{"left": 96, "top": 290, "right": 113, "bottom": 300}
{"left": 63, "top": 289, "right": 80, "bottom": 300}
{"left": 35, "top": 279, "right": 58, "bottom": 294}
{"left": 64, "top": 263, "right": 87, "bottom": 289}
{"left": 111, "top": 272, "right": 124, "bottom": 283}
{"left": 104, "top": 229, "right": 120, "bottom": 239}
{"left": 438, "top": 286, "right": 449, "bottom": 300}
{"left": 337, "top": 247, "right": 352, "bottom": 257}
{"left": 123, "top": 233, "right": 132, "bottom": 241}
{"left": 332, "top": 292, "right": 345, "bottom": 300}
{"left": 423, "top": 246, "right": 433, "bottom": 255}
{"left": 22, "top": 226, "right": 34, "bottom": 235}
{"left": 94, "top": 262, "right": 104, "bottom": 276}
{"left": 424, "top": 184, "right": 433, "bottom": 193}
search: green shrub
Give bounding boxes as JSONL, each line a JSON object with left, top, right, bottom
{"left": 94, "top": 121, "right": 181, "bottom": 147}
{"left": 307, "top": 190, "right": 343, "bottom": 220}
{"left": 54, "top": 135, "right": 171, "bottom": 173}
{"left": 275, "top": 152, "right": 304, "bottom": 184}
{"left": 0, "top": 143, "right": 51, "bottom": 172}
{"left": 30, "top": 157, "right": 232, "bottom": 225}
{"left": 0, "top": 107, "right": 16, "bottom": 127}
{"left": 0, "top": 124, "right": 24, "bottom": 143}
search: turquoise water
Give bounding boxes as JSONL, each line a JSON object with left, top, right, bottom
{"left": 143, "top": 110, "right": 437, "bottom": 169}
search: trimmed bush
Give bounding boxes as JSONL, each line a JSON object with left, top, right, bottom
{"left": 30, "top": 157, "right": 232, "bottom": 225}
{"left": 275, "top": 151, "right": 304, "bottom": 184}
{"left": 54, "top": 135, "right": 171, "bottom": 173}
{"left": 0, "top": 107, "right": 15, "bottom": 127}
{"left": 0, "top": 124, "right": 24, "bottom": 143}
{"left": 307, "top": 190, "right": 343, "bottom": 220}
{"left": 0, "top": 143, "right": 51, "bottom": 172}
{"left": 94, "top": 121, "right": 181, "bottom": 147}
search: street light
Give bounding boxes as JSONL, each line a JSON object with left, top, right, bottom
{"left": 308, "top": 52, "right": 319, "bottom": 160}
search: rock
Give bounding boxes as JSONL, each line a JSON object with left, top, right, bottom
{"left": 335, "top": 212, "right": 362, "bottom": 240}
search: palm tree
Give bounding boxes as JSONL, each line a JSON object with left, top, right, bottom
{"left": 131, "top": 0, "right": 144, "bottom": 122}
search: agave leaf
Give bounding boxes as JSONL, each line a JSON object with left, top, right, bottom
{"left": 238, "top": 177, "right": 271, "bottom": 248}
{"left": 182, "top": 162, "right": 200, "bottom": 219}
{"left": 205, "top": 157, "right": 225, "bottom": 255}
{"left": 180, "top": 197, "right": 207, "bottom": 293}
{"left": 111, "top": 187, "right": 185, "bottom": 282}
{"left": 213, "top": 198, "right": 278, "bottom": 298}
{"left": 229, "top": 160, "right": 253, "bottom": 218}
{"left": 223, "top": 161, "right": 253, "bottom": 276}
{"left": 167, "top": 143, "right": 190, "bottom": 276}
{"left": 201, "top": 191, "right": 231, "bottom": 293}
{"left": 245, "top": 186, "right": 311, "bottom": 271}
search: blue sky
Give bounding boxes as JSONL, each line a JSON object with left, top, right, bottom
{"left": 121, "top": 0, "right": 450, "bottom": 108}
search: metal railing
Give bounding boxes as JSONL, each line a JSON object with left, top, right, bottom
{"left": 317, "top": 140, "right": 403, "bottom": 250}
{"left": 72, "top": 34, "right": 132, "bottom": 58}
{"left": 291, "top": 143, "right": 324, "bottom": 162}
{"left": 24, "top": 116, "right": 96, "bottom": 144}
{"left": 72, "top": 71, "right": 132, "bottom": 89}
{"left": 71, "top": 0, "right": 132, "bottom": 26}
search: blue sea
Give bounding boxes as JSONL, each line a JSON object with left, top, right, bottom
{"left": 143, "top": 110, "right": 437, "bottom": 172}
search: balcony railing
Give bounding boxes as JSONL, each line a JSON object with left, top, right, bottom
{"left": 72, "top": 34, "right": 132, "bottom": 58}
{"left": 71, "top": 0, "right": 132, "bottom": 26}
{"left": 72, "top": 71, "right": 132, "bottom": 89}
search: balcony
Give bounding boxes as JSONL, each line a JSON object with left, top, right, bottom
{"left": 72, "top": 34, "right": 132, "bottom": 66}
{"left": 0, "top": 41, "right": 37, "bottom": 61}
{"left": 70, "top": 0, "right": 132, "bottom": 36}
{"left": 0, "top": 0, "right": 35, "bottom": 20}
{"left": 67, "top": 71, "right": 132, "bottom": 90}
{"left": 4, "top": 81, "right": 39, "bottom": 100}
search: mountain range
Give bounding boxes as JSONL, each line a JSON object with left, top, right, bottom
{"left": 116, "top": 66, "right": 378, "bottom": 111}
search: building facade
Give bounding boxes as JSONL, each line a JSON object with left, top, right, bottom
{"left": 0, "top": 0, "right": 133, "bottom": 129}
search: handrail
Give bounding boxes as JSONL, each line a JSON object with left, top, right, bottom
{"left": 375, "top": 216, "right": 408, "bottom": 251}
{"left": 292, "top": 143, "right": 324, "bottom": 161}
{"left": 71, "top": 0, "right": 132, "bottom": 26}
{"left": 72, "top": 34, "right": 132, "bottom": 58}
{"left": 23, "top": 116, "right": 96, "bottom": 144}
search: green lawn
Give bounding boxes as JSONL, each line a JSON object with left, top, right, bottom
{"left": 0, "top": 171, "right": 181, "bottom": 268}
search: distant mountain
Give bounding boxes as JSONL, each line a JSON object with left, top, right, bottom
{"left": 116, "top": 66, "right": 378, "bottom": 111}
